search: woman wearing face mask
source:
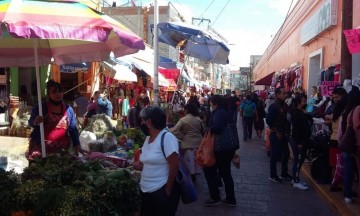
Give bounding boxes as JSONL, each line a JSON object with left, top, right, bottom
{"left": 170, "top": 103, "right": 203, "bottom": 182}
{"left": 26, "top": 80, "right": 87, "bottom": 161}
{"left": 289, "top": 93, "right": 313, "bottom": 190}
{"left": 133, "top": 106, "right": 180, "bottom": 216}
{"left": 203, "top": 95, "right": 237, "bottom": 207}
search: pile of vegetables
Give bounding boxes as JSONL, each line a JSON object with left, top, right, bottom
{"left": 83, "top": 114, "right": 114, "bottom": 139}
{"left": 0, "top": 155, "right": 140, "bottom": 216}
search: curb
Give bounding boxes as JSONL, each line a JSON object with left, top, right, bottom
{"left": 301, "top": 164, "right": 355, "bottom": 216}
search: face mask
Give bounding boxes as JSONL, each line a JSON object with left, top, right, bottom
{"left": 210, "top": 107, "right": 213, "bottom": 112}
{"left": 231, "top": 94, "right": 235, "bottom": 97}
{"left": 140, "top": 123, "right": 150, "bottom": 136}
{"left": 49, "top": 97, "right": 62, "bottom": 106}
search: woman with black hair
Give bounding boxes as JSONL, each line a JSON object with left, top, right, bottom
{"left": 133, "top": 106, "right": 180, "bottom": 216}
{"left": 338, "top": 86, "right": 360, "bottom": 203}
{"left": 203, "top": 95, "right": 237, "bottom": 207}
{"left": 170, "top": 103, "right": 203, "bottom": 182}
{"left": 290, "top": 94, "right": 313, "bottom": 189}
{"left": 324, "top": 87, "right": 347, "bottom": 191}
{"left": 27, "top": 80, "right": 87, "bottom": 160}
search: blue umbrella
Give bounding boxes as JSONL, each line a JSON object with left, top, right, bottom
{"left": 156, "top": 22, "right": 230, "bottom": 65}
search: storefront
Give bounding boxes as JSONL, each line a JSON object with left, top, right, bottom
{"left": 253, "top": 0, "right": 347, "bottom": 94}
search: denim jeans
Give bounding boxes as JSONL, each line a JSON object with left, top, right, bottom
{"left": 242, "top": 116, "right": 254, "bottom": 140}
{"left": 204, "top": 150, "right": 236, "bottom": 202}
{"left": 289, "top": 138, "right": 307, "bottom": 183}
{"left": 270, "top": 132, "right": 290, "bottom": 178}
{"left": 342, "top": 152, "right": 354, "bottom": 198}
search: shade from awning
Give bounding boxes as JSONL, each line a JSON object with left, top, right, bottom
{"left": 101, "top": 61, "right": 137, "bottom": 82}
{"left": 254, "top": 72, "right": 275, "bottom": 86}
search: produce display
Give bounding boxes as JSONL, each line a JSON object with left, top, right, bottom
{"left": 0, "top": 155, "right": 140, "bottom": 216}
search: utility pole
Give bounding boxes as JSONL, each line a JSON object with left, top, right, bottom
{"left": 341, "top": 0, "right": 353, "bottom": 81}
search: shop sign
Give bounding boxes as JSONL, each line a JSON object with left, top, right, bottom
{"left": 343, "top": 28, "right": 360, "bottom": 54}
{"left": 300, "top": 0, "right": 338, "bottom": 45}
{"left": 321, "top": 81, "right": 339, "bottom": 96}
{"left": 60, "top": 63, "right": 90, "bottom": 73}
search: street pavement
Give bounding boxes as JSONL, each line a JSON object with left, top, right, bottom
{"left": 176, "top": 117, "right": 339, "bottom": 216}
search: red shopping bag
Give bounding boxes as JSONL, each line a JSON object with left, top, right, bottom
{"left": 196, "top": 132, "right": 216, "bottom": 167}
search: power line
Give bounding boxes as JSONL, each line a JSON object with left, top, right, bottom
{"left": 198, "top": 0, "right": 216, "bottom": 18}
{"left": 211, "top": 0, "right": 230, "bottom": 26}
{"left": 268, "top": 0, "right": 294, "bottom": 56}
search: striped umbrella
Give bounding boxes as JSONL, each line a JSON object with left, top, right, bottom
{"left": 0, "top": 0, "right": 145, "bottom": 157}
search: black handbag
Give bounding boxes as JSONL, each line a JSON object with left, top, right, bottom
{"left": 214, "top": 122, "right": 240, "bottom": 152}
{"left": 339, "top": 109, "right": 356, "bottom": 153}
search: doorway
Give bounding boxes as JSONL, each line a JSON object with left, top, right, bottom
{"left": 61, "top": 72, "right": 78, "bottom": 102}
{"left": 308, "top": 48, "right": 323, "bottom": 94}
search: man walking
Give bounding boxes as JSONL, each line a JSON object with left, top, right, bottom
{"left": 266, "top": 87, "right": 292, "bottom": 183}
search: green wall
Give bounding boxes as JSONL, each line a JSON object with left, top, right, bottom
{"left": 9, "top": 67, "right": 19, "bottom": 96}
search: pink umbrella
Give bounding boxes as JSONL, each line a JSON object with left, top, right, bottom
{"left": 0, "top": 0, "right": 145, "bottom": 157}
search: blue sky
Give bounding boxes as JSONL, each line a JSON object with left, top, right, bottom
{"left": 111, "top": 0, "right": 297, "bottom": 69}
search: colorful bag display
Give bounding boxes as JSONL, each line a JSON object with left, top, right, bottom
{"left": 161, "top": 132, "right": 197, "bottom": 204}
{"left": 196, "top": 131, "right": 216, "bottom": 167}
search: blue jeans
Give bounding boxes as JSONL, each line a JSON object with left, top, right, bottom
{"left": 289, "top": 138, "right": 307, "bottom": 183}
{"left": 270, "top": 132, "right": 289, "bottom": 178}
{"left": 242, "top": 116, "right": 254, "bottom": 140}
{"left": 342, "top": 152, "right": 354, "bottom": 198}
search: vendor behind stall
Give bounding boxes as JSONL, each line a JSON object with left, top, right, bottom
{"left": 26, "top": 80, "right": 87, "bottom": 161}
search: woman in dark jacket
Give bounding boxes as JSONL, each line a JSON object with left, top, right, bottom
{"left": 203, "top": 95, "right": 237, "bottom": 207}
{"left": 290, "top": 94, "right": 313, "bottom": 190}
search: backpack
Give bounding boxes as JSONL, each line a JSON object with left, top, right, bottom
{"left": 243, "top": 102, "right": 254, "bottom": 117}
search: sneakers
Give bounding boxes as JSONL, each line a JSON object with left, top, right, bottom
{"left": 293, "top": 182, "right": 308, "bottom": 190}
{"left": 291, "top": 180, "right": 308, "bottom": 187}
{"left": 222, "top": 199, "right": 236, "bottom": 207}
{"left": 269, "top": 176, "right": 282, "bottom": 183}
{"left": 279, "top": 173, "right": 292, "bottom": 181}
{"left": 203, "top": 199, "right": 221, "bottom": 206}
{"left": 345, "top": 197, "right": 352, "bottom": 204}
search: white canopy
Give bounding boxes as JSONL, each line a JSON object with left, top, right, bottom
{"left": 101, "top": 61, "right": 137, "bottom": 82}
{"left": 130, "top": 56, "right": 169, "bottom": 87}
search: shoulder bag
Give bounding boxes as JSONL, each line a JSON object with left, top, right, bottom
{"left": 196, "top": 131, "right": 216, "bottom": 167}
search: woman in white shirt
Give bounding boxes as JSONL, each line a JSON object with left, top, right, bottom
{"left": 133, "top": 106, "right": 180, "bottom": 216}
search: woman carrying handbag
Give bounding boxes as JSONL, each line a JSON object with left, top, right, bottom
{"left": 203, "top": 95, "right": 239, "bottom": 207}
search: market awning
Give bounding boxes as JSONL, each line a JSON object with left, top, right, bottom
{"left": 130, "top": 57, "right": 169, "bottom": 87}
{"left": 254, "top": 72, "right": 275, "bottom": 86}
{"left": 159, "top": 68, "right": 180, "bottom": 80}
{"left": 101, "top": 61, "right": 137, "bottom": 82}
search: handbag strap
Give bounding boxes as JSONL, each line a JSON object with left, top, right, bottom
{"left": 160, "top": 131, "right": 168, "bottom": 159}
